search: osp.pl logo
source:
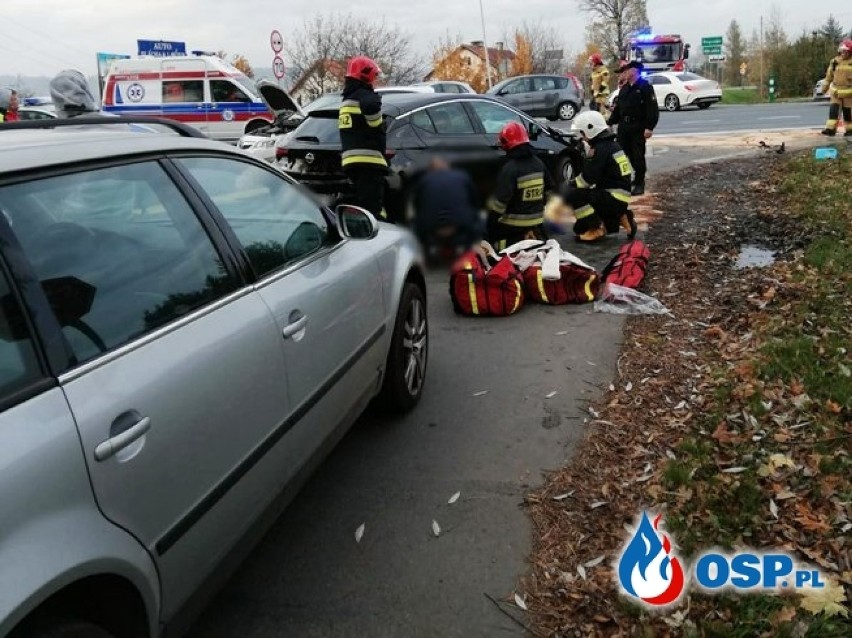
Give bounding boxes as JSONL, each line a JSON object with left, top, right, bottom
{"left": 617, "top": 511, "right": 827, "bottom": 609}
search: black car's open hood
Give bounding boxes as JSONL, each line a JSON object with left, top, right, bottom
{"left": 257, "top": 80, "right": 304, "bottom": 118}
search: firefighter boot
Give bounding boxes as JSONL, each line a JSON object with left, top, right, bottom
{"left": 822, "top": 104, "right": 840, "bottom": 136}
{"left": 631, "top": 181, "right": 645, "bottom": 196}
{"left": 620, "top": 209, "right": 638, "bottom": 240}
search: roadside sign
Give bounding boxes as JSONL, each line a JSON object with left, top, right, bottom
{"left": 703, "top": 46, "right": 723, "bottom": 55}
{"left": 701, "top": 36, "right": 723, "bottom": 47}
{"left": 137, "top": 40, "right": 186, "bottom": 57}
{"left": 709, "top": 54, "right": 726, "bottom": 62}
{"left": 272, "top": 56, "right": 286, "bottom": 79}
{"left": 270, "top": 30, "right": 283, "bottom": 53}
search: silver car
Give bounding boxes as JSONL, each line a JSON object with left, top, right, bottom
{"left": 487, "top": 74, "right": 585, "bottom": 121}
{"left": 0, "top": 118, "right": 427, "bottom": 638}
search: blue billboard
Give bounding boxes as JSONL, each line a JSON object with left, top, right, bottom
{"left": 137, "top": 40, "right": 186, "bottom": 57}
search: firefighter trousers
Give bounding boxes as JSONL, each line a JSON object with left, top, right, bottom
{"left": 826, "top": 95, "right": 852, "bottom": 131}
{"left": 563, "top": 187, "right": 630, "bottom": 238}
{"left": 486, "top": 216, "right": 544, "bottom": 251}
{"left": 344, "top": 165, "right": 387, "bottom": 219}
{"left": 617, "top": 125, "right": 647, "bottom": 186}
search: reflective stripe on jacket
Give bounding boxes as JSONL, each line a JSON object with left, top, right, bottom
{"left": 487, "top": 144, "right": 552, "bottom": 227}
{"left": 339, "top": 78, "right": 387, "bottom": 169}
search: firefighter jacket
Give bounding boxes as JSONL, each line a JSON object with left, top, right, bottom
{"left": 487, "top": 144, "right": 553, "bottom": 227}
{"left": 825, "top": 55, "right": 852, "bottom": 99}
{"left": 339, "top": 78, "right": 387, "bottom": 170}
{"left": 570, "top": 131, "right": 632, "bottom": 204}
{"left": 591, "top": 65, "right": 611, "bottom": 99}
{"left": 608, "top": 78, "right": 659, "bottom": 131}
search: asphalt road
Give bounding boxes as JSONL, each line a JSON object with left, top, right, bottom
{"left": 188, "top": 239, "right": 628, "bottom": 638}
{"left": 552, "top": 101, "right": 826, "bottom": 136}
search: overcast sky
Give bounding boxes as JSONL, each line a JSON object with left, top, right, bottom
{"left": 2, "top": 0, "right": 850, "bottom": 79}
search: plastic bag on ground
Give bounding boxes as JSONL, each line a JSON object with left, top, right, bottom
{"left": 594, "top": 283, "right": 671, "bottom": 315}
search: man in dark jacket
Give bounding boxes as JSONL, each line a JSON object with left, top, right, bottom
{"left": 560, "top": 110, "right": 637, "bottom": 242}
{"left": 608, "top": 60, "right": 658, "bottom": 195}
{"left": 413, "top": 157, "right": 483, "bottom": 252}
{"left": 486, "top": 121, "right": 552, "bottom": 251}
{"left": 339, "top": 56, "right": 387, "bottom": 218}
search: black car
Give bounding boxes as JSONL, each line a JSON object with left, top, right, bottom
{"left": 276, "top": 93, "right": 585, "bottom": 221}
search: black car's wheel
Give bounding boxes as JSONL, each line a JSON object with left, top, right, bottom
{"left": 697, "top": 102, "right": 711, "bottom": 110}
{"left": 545, "top": 114, "right": 559, "bottom": 122}
{"left": 664, "top": 94, "right": 681, "bottom": 112}
{"left": 376, "top": 282, "right": 427, "bottom": 413}
{"left": 555, "top": 154, "right": 580, "bottom": 188}
{"left": 29, "top": 620, "right": 115, "bottom": 638}
{"left": 557, "top": 102, "right": 577, "bottom": 121}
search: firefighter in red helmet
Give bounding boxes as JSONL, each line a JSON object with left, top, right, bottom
{"left": 821, "top": 39, "right": 852, "bottom": 136}
{"left": 588, "top": 53, "right": 611, "bottom": 114}
{"left": 486, "top": 121, "right": 552, "bottom": 250}
{"left": 339, "top": 56, "right": 388, "bottom": 218}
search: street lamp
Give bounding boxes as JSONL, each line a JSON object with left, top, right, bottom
{"left": 478, "top": 0, "right": 493, "bottom": 90}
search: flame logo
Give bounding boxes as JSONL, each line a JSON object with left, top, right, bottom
{"left": 617, "top": 512, "right": 685, "bottom": 606}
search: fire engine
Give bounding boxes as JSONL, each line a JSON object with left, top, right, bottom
{"left": 623, "top": 32, "right": 691, "bottom": 74}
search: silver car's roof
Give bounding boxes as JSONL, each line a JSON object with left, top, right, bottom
{"left": 0, "top": 128, "right": 244, "bottom": 176}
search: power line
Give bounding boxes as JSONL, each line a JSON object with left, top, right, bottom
{"left": 0, "top": 36, "right": 66, "bottom": 70}
{"left": 1, "top": 14, "right": 92, "bottom": 56}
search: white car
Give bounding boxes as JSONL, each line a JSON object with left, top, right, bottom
{"left": 237, "top": 81, "right": 313, "bottom": 162}
{"left": 17, "top": 107, "right": 57, "bottom": 121}
{"left": 608, "top": 72, "right": 722, "bottom": 112}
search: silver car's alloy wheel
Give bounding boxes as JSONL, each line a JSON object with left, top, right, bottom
{"left": 402, "top": 298, "right": 427, "bottom": 396}
{"left": 558, "top": 102, "right": 576, "bottom": 121}
{"left": 664, "top": 94, "right": 680, "bottom": 111}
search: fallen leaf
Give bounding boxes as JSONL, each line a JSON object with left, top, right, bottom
{"left": 472, "top": 390, "right": 489, "bottom": 397}
{"left": 552, "top": 491, "right": 575, "bottom": 501}
{"left": 448, "top": 491, "right": 461, "bottom": 505}
{"left": 593, "top": 615, "right": 611, "bottom": 623}
{"left": 723, "top": 467, "right": 748, "bottom": 474}
{"left": 355, "top": 523, "right": 365, "bottom": 544}
{"left": 790, "top": 380, "right": 805, "bottom": 396}
{"left": 635, "top": 474, "right": 653, "bottom": 483}
{"left": 432, "top": 520, "right": 441, "bottom": 537}
{"left": 590, "top": 501, "right": 608, "bottom": 509}
{"left": 826, "top": 400, "right": 842, "bottom": 414}
{"left": 775, "top": 490, "right": 797, "bottom": 500}
{"left": 514, "top": 592, "right": 528, "bottom": 611}
{"left": 577, "top": 564, "right": 587, "bottom": 580}
{"left": 625, "top": 382, "right": 633, "bottom": 392}
{"left": 587, "top": 361, "right": 597, "bottom": 367}
{"left": 712, "top": 422, "right": 740, "bottom": 445}
{"left": 556, "top": 331, "right": 568, "bottom": 336}
{"left": 758, "top": 454, "right": 797, "bottom": 478}
{"left": 793, "top": 502, "right": 831, "bottom": 533}
{"left": 545, "top": 391, "right": 558, "bottom": 399}
{"left": 584, "top": 555, "right": 606, "bottom": 568}
{"left": 770, "top": 498, "right": 779, "bottom": 519}
{"left": 771, "top": 607, "right": 797, "bottom": 626}
{"left": 609, "top": 384, "right": 616, "bottom": 392}
{"left": 799, "top": 579, "right": 849, "bottom": 618}
{"left": 589, "top": 408, "right": 600, "bottom": 418}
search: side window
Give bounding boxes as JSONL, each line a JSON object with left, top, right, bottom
{"left": 533, "top": 77, "right": 557, "bottom": 91}
{"left": 178, "top": 157, "right": 329, "bottom": 277}
{"left": 0, "top": 162, "right": 236, "bottom": 365}
{"left": 425, "top": 103, "right": 476, "bottom": 135}
{"left": 410, "top": 109, "right": 436, "bottom": 134}
{"left": 163, "top": 80, "right": 204, "bottom": 103}
{"left": 468, "top": 101, "right": 524, "bottom": 134}
{"left": 652, "top": 76, "right": 671, "bottom": 85}
{"left": 0, "top": 266, "right": 43, "bottom": 399}
{"left": 211, "top": 80, "right": 251, "bottom": 103}
{"left": 504, "top": 80, "right": 528, "bottom": 95}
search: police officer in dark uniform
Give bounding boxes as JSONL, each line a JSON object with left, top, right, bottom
{"left": 607, "top": 60, "right": 658, "bottom": 196}
{"left": 339, "top": 56, "right": 387, "bottom": 218}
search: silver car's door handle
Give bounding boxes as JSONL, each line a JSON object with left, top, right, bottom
{"left": 282, "top": 315, "right": 308, "bottom": 339}
{"left": 94, "top": 417, "right": 151, "bottom": 462}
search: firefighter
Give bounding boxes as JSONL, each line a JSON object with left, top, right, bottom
{"left": 589, "top": 53, "right": 611, "bottom": 114}
{"left": 339, "top": 56, "right": 388, "bottom": 218}
{"left": 558, "top": 110, "right": 637, "bottom": 242}
{"left": 607, "top": 60, "right": 658, "bottom": 196}
{"left": 821, "top": 39, "right": 852, "bottom": 137}
{"left": 486, "top": 121, "right": 551, "bottom": 251}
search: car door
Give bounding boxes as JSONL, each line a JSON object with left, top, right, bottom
{"left": 531, "top": 76, "right": 559, "bottom": 116}
{"left": 176, "top": 156, "right": 387, "bottom": 469}
{"left": 0, "top": 160, "right": 291, "bottom": 620}
{"left": 497, "top": 78, "right": 532, "bottom": 112}
{"left": 648, "top": 75, "right": 668, "bottom": 107}
{"left": 209, "top": 79, "right": 252, "bottom": 141}
{"left": 161, "top": 58, "right": 207, "bottom": 134}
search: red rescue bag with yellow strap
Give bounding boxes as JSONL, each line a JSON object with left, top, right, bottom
{"left": 601, "top": 240, "right": 650, "bottom": 289}
{"left": 449, "top": 245, "right": 525, "bottom": 317}
{"left": 523, "top": 263, "right": 600, "bottom": 305}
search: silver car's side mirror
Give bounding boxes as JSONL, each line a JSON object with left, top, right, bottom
{"left": 335, "top": 204, "right": 379, "bottom": 240}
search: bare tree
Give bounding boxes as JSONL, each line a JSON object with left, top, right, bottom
{"left": 285, "top": 13, "right": 425, "bottom": 95}
{"left": 504, "top": 20, "right": 567, "bottom": 74}
{"left": 580, "top": 0, "right": 649, "bottom": 63}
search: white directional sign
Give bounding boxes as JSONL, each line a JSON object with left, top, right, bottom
{"left": 709, "top": 54, "right": 727, "bottom": 62}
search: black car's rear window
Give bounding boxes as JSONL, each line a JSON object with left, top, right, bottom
{"left": 291, "top": 113, "right": 340, "bottom": 143}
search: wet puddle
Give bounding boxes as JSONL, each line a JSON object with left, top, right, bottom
{"left": 736, "top": 245, "right": 777, "bottom": 269}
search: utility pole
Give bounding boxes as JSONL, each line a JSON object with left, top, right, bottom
{"left": 478, "top": 0, "right": 493, "bottom": 90}
{"left": 759, "top": 15, "right": 764, "bottom": 98}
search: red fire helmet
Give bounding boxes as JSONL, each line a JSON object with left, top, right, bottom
{"left": 589, "top": 53, "right": 603, "bottom": 66}
{"left": 498, "top": 121, "right": 529, "bottom": 151}
{"left": 346, "top": 56, "right": 381, "bottom": 84}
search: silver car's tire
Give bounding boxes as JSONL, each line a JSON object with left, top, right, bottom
{"left": 664, "top": 94, "right": 680, "bottom": 112}
{"left": 557, "top": 102, "right": 577, "bottom": 121}
{"left": 376, "top": 282, "right": 428, "bottom": 413}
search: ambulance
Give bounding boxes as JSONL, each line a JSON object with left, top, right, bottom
{"left": 102, "top": 56, "right": 274, "bottom": 141}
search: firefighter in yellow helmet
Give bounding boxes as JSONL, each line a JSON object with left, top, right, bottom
{"left": 821, "top": 39, "right": 852, "bottom": 137}
{"left": 588, "top": 53, "right": 611, "bottom": 114}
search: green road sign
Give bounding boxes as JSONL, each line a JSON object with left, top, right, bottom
{"left": 702, "top": 36, "right": 723, "bottom": 47}
{"left": 703, "top": 46, "right": 723, "bottom": 55}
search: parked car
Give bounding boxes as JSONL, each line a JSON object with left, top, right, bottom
{"left": 486, "top": 74, "right": 585, "bottom": 121}
{"left": 237, "top": 84, "right": 338, "bottom": 162}
{"left": 17, "top": 106, "right": 57, "bottom": 120}
{"left": 607, "top": 72, "right": 722, "bottom": 112}
{"left": 0, "top": 116, "right": 427, "bottom": 638}
{"left": 276, "top": 93, "right": 585, "bottom": 221}
{"left": 411, "top": 81, "right": 476, "bottom": 94}
{"left": 813, "top": 79, "right": 830, "bottom": 101}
